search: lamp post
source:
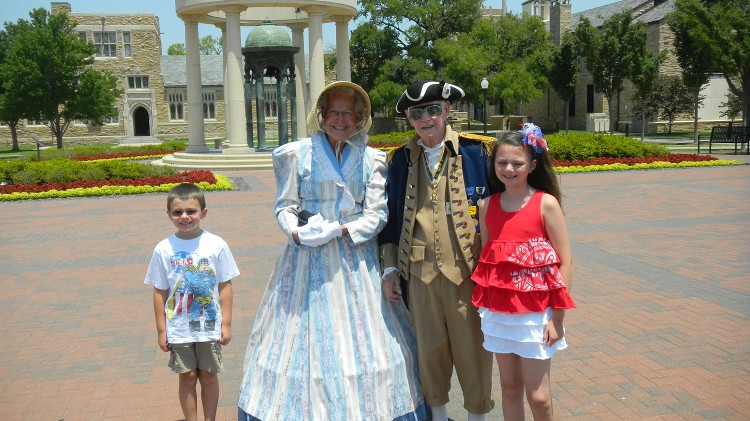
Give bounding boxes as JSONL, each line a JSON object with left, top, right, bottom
{"left": 481, "top": 77, "right": 489, "bottom": 135}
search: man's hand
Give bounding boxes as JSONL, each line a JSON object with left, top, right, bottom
{"left": 382, "top": 271, "right": 403, "bottom": 302}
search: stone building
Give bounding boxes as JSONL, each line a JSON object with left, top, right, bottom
{"left": 520, "top": 0, "right": 733, "bottom": 133}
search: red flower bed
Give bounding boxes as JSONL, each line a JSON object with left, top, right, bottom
{"left": 553, "top": 153, "right": 717, "bottom": 167}
{"left": 0, "top": 170, "right": 217, "bottom": 194}
{"left": 73, "top": 151, "right": 174, "bottom": 161}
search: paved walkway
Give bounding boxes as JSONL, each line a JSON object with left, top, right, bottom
{"left": 2, "top": 162, "right": 749, "bottom": 420}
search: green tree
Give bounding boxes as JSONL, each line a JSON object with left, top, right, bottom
{"left": 0, "top": 8, "right": 122, "bottom": 149}
{"left": 0, "top": 20, "right": 25, "bottom": 151}
{"left": 436, "top": 14, "right": 554, "bottom": 119}
{"left": 669, "top": 0, "right": 718, "bottom": 143}
{"left": 653, "top": 75, "right": 695, "bottom": 134}
{"left": 575, "top": 11, "right": 647, "bottom": 134}
{"left": 629, "top": 50, "right": 665, "bottom": 140}
{"left": 357, "top": 0, "right": 483, "bottom": 76}
{"left": 369, "top": 57, "right": 434, "bottom": 116}
{"left": 199, "top": 34, "right": 222, "bottom": 55}
{"left": 167, "top": 43, "right": 185, "bottom": 55}
{"left": 350, "top": 23, "right": 401, "bottom": 93}
{"left": 720, "top": 91, "right": 742, "bottom": 121}
{"left": 324, "top": 45, "right": 336, "bottom": 78}
{"left": 548, "top": 32, "right": 580, "bottom": 133}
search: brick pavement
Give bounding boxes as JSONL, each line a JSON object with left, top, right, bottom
{"left": 2, "top": 163, "right": 749, "bottom": 420}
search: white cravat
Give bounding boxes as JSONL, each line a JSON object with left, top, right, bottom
{"left": 418, "top": 138, "right": 445, "bottom": 171}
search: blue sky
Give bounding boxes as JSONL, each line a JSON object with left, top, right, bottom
{"left": 3, "top": 0, "right": 615, "bottom": 55}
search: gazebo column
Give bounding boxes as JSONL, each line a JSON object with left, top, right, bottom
{"left": 278, "top": 73, "right": 288, "bottom": 145}
{"left": 333, "top": 16, "right": 352, "bottom": 81}
{"left": 244, "top": 70, "right": 255, "bottom": 148}
{"left": 288, "top": 68, "right": 298, "bottom": 142}
{"left": 290, "top": 23, "right": 308, "bottom": 139}
{"left": 306, "top": 7, "right": 325, "bottom": 110}
{"left": 216, "top": 22, "right": 227, "bottom": 149}
{"left": 184, "top": 16, "right": 208, "bottom": 153}
{"left": 255, "top": 73, "right": 266, "bottom": 150}
{"left": 223, "top": 7, "right": 251, "bottom": 153}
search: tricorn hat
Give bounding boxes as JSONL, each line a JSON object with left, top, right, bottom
{"left": 396, "top": 80, "right": 465, "bottom": 113}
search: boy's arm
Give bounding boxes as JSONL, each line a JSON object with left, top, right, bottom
{"left": 218, "top": 280, "right": 233, "bottom": 345}
{"left": 152, "top": 287, "right": 169, "bottom": 352}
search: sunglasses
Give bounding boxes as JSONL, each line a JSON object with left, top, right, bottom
{"left": 407, "top": 104, "right": 443, "bottom": 120}
{"left": 170, "top": 209, "right": 200, "bottom": 217}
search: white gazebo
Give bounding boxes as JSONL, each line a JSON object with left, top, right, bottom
{"left": 175, "top": 0, "right": 356, "bottom": 156}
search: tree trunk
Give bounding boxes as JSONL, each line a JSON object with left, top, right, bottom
{"left": 9, "top": 121, "right": 20, "bottom": 152}
{"left": 640, "top": 99, "right": 646, "bottom": 141}
{"left": 693, "top": 88, "right": 700, "bottom": 144}
{"left": 607, "top": 95, "right": 615, "bottom": 134}
{"left": 743, "top": 75, "right": 749, "bottom": 127}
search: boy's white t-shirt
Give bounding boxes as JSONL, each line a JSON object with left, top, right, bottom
{"left": 144, "top": 231, "right": 239, "bottom": 344}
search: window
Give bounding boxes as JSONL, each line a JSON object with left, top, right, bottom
{"left": 78, "top": 31, "right": 87, "bottom": 42}
{"left": 127, "top": 76, "right": 149, "bottom": 90}
{"left": 586, "top": 84, "right": 595, "bottom": 113}
{"left": 203, "top": 91, "right": 216, "bottom": 119}
{"left": 264, "top": 91, "right": 278, "bottom": 117}
{"left": 568, "top": 95, "right": 576, "bottom": 116}
{"left": 122, "top": 32, "right": 131, "bottom": 57}
{"left": 94, "top": 31, "right": 117, "bottom": 57}
{"left": 168, "top": 90, "right": 185, "bottom": 121}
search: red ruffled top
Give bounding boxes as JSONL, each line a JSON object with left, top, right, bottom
{"left": 471, "top": 191, "right": 575, "bottom": 313}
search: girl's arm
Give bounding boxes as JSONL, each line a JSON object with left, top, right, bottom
{"left": 477, "top": 196, "right": 490, "bottom": 249}
{"left": 542, "top": 193, "right": 572, "bottom": 291}
{"left": 542, "top": 193, "right": 571, "bottom": 346}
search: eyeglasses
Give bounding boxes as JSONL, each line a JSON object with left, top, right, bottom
{"left": 407, "top": 104, "right": 443, "bottom": 120}
{"left": 170, "top": 209, "right": 200, "bottom": 217}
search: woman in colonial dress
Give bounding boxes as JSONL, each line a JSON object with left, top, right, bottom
{"left": 238, "top": 81, "right": 427, "bottom": 421}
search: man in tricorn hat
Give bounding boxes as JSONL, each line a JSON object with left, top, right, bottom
{"left": 380, "top": 80, "right": 495, "bottom": 420}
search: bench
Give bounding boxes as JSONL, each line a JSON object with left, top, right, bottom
{"left": 698, "top": 125, "right": 749, "bottom": 155}
{"left": 0, "top": 154, "right": 23, "bottom": 160}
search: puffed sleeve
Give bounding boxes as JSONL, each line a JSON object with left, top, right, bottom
{"left": 272, "top": 142, "right": 303, "bottom": 241}
{"left": 344, "top": 148, "right": 388, "bottom": 245}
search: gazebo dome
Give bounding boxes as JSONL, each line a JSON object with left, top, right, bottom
{"left": 245, "top": 20, "right": 292, "bottom": 48}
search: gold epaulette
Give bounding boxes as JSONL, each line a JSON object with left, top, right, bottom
{"left": 458, "top": 132, "right": 495, "bottom": 155}
{"left": 386, "top": 143, "right": 407, "bottom": 163}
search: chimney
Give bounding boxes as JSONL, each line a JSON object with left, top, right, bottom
{"left": 550, "top": 0, "right": 572, "bottom": 45}
{"left": 51, "top": 2, "right": 72, "bottom": 14}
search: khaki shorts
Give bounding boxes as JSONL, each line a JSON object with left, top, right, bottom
{"left": 168, "top": 341, "right": 223, "bottom": 374}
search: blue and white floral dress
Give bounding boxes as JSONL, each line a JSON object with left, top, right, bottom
{"left": 238, "top": 132, "right": 427, "bottom": 421}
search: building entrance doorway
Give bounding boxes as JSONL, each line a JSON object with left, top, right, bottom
{"left": 133, "top": 106, "right": 150, "bottom": 136}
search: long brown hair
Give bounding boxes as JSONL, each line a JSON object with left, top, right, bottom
{"left": 488, "top": 132, "right": 562, "bottom": 207}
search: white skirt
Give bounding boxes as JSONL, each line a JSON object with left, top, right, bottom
{"left": 478, "top": 307, "right": 567, "bottom": 360}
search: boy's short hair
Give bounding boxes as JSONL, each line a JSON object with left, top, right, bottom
{"left": 167, "top": 183, "right": 206, "bottom": 211}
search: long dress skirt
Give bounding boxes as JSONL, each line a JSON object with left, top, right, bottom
{"left": 237, "top": 235, "right": 427, "bottom": 421}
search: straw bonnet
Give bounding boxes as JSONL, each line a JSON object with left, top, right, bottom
{"left": 306, "top": 81, "right": 373, "bottom": 141}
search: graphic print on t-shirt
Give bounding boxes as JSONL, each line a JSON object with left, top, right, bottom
{"left": 166, "top": 251, "right": 218, "bottom": 333}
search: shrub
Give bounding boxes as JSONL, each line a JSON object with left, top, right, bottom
{"left": 0, "top": 159, "right": 179, "bottom": 185}
{"left": 369, "top": 130, "right": 416, "bottom": 146}
{"left": 546, "top": 132, "right": 669, "bottom": 161}
{"left": 37, "top": 140, "right": 188, "bottom": 160}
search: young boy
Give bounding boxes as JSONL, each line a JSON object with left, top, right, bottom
{"left": 145, "top": 183, "right": 239, "bottom": 421}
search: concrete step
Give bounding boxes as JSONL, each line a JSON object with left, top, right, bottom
{"left": 157, "top": 151, "right": 273, "bottom": 171}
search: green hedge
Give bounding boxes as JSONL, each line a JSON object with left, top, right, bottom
{"left": 546, "top": 132, "right": 669, "bottom": 161}
{"left": 0, "top": 159, "right": 178, "bottom": 185}
{"left": 369, "top": 130, "right": 417, "bottom": 145}
{"left": 368, "top": 131, "right": 670, "bottom": 161}
{"left": 37, "top": 140, "right": 188, "bottom": 160}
